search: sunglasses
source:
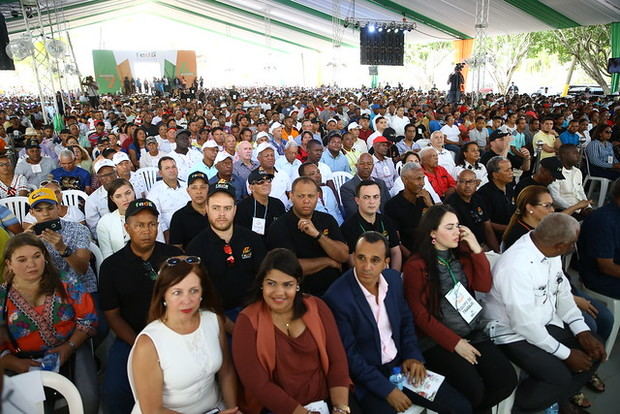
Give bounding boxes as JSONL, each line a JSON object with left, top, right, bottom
{"left": 40, "top": 179, "right": 61, "bottom": 187}
{"left": 165, "top": 256, "right": 201, "bottom": 266}
{"left": 223, "top": 244, "right": 235, "bottom": 266}
{"left": 250, "top": 178, "right": 272, "bottom": 185}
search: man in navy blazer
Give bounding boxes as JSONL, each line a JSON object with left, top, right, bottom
{"left": 324, "top": 231, "right": 471, "bottom": 414}
{"left": 339, "top": 153, "right": 391, "bottom": 219}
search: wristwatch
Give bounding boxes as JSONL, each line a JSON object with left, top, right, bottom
{"left": 60, "top": 246, "right": 73, "bottom": 258}
{"left": 314, "top": 232, "right": 322, "bottom": 241}
{"left": 333, "top": 406, "right": 351, "bottom": 414}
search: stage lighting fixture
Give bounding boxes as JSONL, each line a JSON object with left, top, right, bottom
{"left": 368, "top": 23, "right": 375, "bottom": 33}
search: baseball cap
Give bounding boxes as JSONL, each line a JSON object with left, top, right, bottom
{"left": 488, "top": 130, "right": 511, "bottom": 142}
{"left": 28, "top": 187, "right": 58, "bottom": 207}
{"left": 125, "top": 198, "right": 159, "bottom": 219}
{"left": 326, "top": 118, "right": 337, "bottom": 124}
{"left": 214, "top": 151, "right": 233, "bottom": 165}
{"left": 373, "top": 136, "right": 392, "bottom": 145}
{"left": 25, "top": 139, "right": 40, "bottom": 149}
{"left": 112, "top": 151, "right": 131, "bottom": 165}
{"left": 208, "top": 180, "right": 236, "bottom": 199}
{"left": 360, "top": 114, "right": 371, "bottom": 120}
{"left": 94, "top": 159, "right": 116, "bottom": 173}
{"left": 269, "top": 122, "right": 282, "bottom": 134}
{"left": 248, "top": 169, "right": 274, "bottom": 185}
{"left": 256, "top": 131, "right": 270, "bottom": 141}
{"left": 256, "top": 142, "right": 276, "bottom": 154}
{"left": 202, "top": 140, "right": 219, "bottom": 150}
{"left": 25, "top": 127, "right": 39, "bottom": 136}
{"left": 145, "top": 136, "right": 158, "bottom": 145}
{"left": 187, "top": 171, "right": 209, "bottom": 185}
{"left": 97, "top": 136, "right": 110, "bottom": 145}
{"left": 540, "top": 157, "right": 565, "bottom": 180}
{"left": 347, "top": 122, "right": 360, "bottom": 131}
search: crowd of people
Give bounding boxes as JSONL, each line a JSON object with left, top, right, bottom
{"left": 0, "top": 83, "right": 618, "bottom": 414}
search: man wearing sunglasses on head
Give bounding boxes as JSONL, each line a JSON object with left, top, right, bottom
{"left": 99, "top": 198, "right": 182, "bottom": 414}
{"left": 187, "top": 181, "right": 266, "bottom": 334}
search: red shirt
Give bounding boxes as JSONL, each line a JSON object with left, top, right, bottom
{"left": 423, "top": 165, "right": 456, "bottom": 197}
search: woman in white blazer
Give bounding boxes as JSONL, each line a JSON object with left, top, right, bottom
{"left": 96, "top": 179, "right": 166, "bottom": 259}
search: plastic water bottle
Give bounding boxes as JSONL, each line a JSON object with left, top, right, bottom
{"left": 544, "top": 403, "right": 559, "bottom": 414}
{"left": 389, "top": 366, "right": 404, "bottom": 390}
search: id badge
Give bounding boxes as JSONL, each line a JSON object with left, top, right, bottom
{"left": 252, "top": 217, "right": 266, "bottom": 235}
{"left": 445, "top": 282, "right": 482, "bottom": 324}
{"left": 31, "top": 163, "right": 42, "bottom": 173}
{"left": 608, "top": 155, "right": 614, "bottom": 164}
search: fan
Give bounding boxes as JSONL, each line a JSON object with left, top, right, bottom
{"left": 46, "top": 39, "right": 66, "bottom": 58}
{"left": 5, "top": 37, "right": 34, "bottom": 61}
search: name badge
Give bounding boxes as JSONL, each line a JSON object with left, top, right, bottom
{"left": 608, "top": 155, "right": 614, "bottom": 164}
{"left": 445, "top": 282, "right": 482, "bottom": 324}
{"left": 251, "top": 217, "right": 266, "bottom": 235}
{"left": 382, "top": 165, "right": 391, "bottom": 176}
{"left": 31, "top": 164, "right": 42, "bottom": 174}
{"left": 417, "top": 128, "right": 423, "bottom": 136}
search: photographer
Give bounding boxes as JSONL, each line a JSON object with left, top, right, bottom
{"left": 447, "top": 63, "right": 465, "bottom": 105}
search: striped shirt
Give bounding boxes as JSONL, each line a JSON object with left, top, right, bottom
{"left": 586, "top": 140, "right": 617, "bottom": 168}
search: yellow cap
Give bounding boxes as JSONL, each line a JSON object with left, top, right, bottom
{"left": 27, "top": 187, "right": 58, "bottom": 207}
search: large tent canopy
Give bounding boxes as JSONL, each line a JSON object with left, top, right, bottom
{"left": 2, "top": 0, "right": 619, "bottom": 53}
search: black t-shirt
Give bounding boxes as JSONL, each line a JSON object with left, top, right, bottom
{"left": 384, "top": 191, "right": 427, "bottom": 251}
{"left": 99, "top": 242, "right": 183, "bottom": 335}
{"left": 186, "top": 225, "right": 266, "bottom": 310}
{"left": 340, "top": 212, "right": 400, "bottom": 253}
{"left": 514, "top": 175, "right": 544, "bottom": 199}
{"left": 234, "top": 196, "right": 286, "bottom": 238}
{"left": 266, "top": 210, "right": 346, "bottom": 296}
{"left": 169, "top": 202, "right": 210, "bottom": 250}
{"left": 503, "top": 220, "right": 533, "bottom": 251}
{"left": 445, "top": 192, "right": 490, "bottom": 245}
{"left": 476, "top": 181, "right": 516, "bottom": 226}
{"left": 480, "top": 149, "right": 523, "bottom": 170}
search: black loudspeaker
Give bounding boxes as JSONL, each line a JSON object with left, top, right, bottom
{"left": 368, "top": 65, "right": 378, "bottom": 75}
{"left": 0, "top": 14, "right": 15, "bottom": 70}
{"left": 360, "top": 27, "right": 404, "bottom": 66}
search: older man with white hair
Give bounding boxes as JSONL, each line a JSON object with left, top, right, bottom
{"left": 233, "top": 140, "right": 259, "bottom": 183}
{"left": 484, "top": 213, "right": 606, "bottom": 414}
{"left": 275, "top": 139, "right": 302, "bottom": 180}
{"left": 419, "top": 146, "right": 456, "bottom": 199}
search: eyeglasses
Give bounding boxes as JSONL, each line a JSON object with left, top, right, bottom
{"left": 0, "top": 162, "right": 11, "bottom": 168}
{"left": 535, "top": 202, "right": 554, "bottom": 209}
{"left": 165, "top": 256, "right": 201, "bottom": 266}
{"left": 603, "top": 130, "right": 612, "bottom": 134}
{"left": 40, "top": 179, "right": 60, "bottom": 187}
{"left": 223, "top": 244, "right": 235, "bottom": 266}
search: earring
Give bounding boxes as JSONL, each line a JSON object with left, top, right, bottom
{"left": 431, "top": 237, "right": 436, "bottom": 245}
{"left": 200, "top": 296, "right": 203, "bottom": 300}
{"left": 296, "top": 285, "right": 300, "bottom": 292}
{"left": 163, "top": 301, "right": 167, "bottom": 307}
{"left": 529, "top": 210, "right": 533, "bottom": 214}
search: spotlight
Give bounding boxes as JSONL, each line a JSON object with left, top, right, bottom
{"left": 378, "top": 24, "right": 384, "bottom": 32}
{"left": 368, "top": 23, "right": 375, "bottom": 33}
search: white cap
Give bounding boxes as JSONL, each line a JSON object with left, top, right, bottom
{"left": 269, "top": 122, "right": 282, "bottom": 135}
{"left": 94, "top": 159, "right": 115, "bottom": 173}
{"left": 214, "top": 151, "right": 233, "bottom": 165}
{"left": 326, "top": 118, "right": 337, "bottom": 124}
{"left": 202, "top": 140, "right": 219, "bottom": 150}
{"left": 347, "top": 122, "right": 360, "bottom": 131}
{"left": 112, "top": 151, "right": 130, "bottom": 165}
{"left": 256, "top": 131, "right": 270, "bottom": 140}
{"left": 256, "top": 142, "right": 276, "bottom": 154}
{"left": 220, "top": 103, "right": 227, "bottom": 108}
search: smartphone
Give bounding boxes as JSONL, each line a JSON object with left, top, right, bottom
{"left": 204, "top": 409, "right": 220, "bottom": 414}
{"left": 33, "top": 219, "right": 62, "bottom": 235}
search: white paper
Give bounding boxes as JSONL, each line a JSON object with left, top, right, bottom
{"left": 2, "top": 371, "right": 45, "bottom": 413}
{"left": 402, "top": 370, "right": 445, "bottom": 402}
{"left": 251, "top": 217, "right": 266, "bottom": 235}
{"left": 31, "top": 164, "right": 42, "bottom": 174}
{"left": 445, "top": 282, "right": 482, "bottom": 324}
{"left": 304, "top": 400, "right": 329, "bottom": 414}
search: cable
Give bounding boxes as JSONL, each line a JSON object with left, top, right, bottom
{"left": 413, "top": 27, "right": 457, "bottom": 41}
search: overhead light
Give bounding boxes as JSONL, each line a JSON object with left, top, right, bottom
{"left": 368, "top": 24, "right": 375, "bottom": 33}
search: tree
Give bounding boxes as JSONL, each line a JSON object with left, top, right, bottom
{"left": 530, "top": 24, "right": 611, "bottom": 93}
{"left": 481, "top": 32, "right": 534, "bottom": 94}
{"left": 404, "top": 41, "right": 452, "bottom": 89}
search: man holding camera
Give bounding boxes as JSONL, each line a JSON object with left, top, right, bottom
{"left": 447, "top": 63, "right": 465, "bottom": 105}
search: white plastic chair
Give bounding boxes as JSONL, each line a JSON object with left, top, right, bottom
{"left": 581, "top": 287, "right": 620, "bottom": 358}
{"left": 583, "top": 154, "right": 610, "bottom": 208}
{"left": 331, "top": 171, "right": 353, "bottom": 196}
{"left": 62, "top": 190, "right": 88, "bottom": 209}
{"left": 0, "top": 196, "right": 29, "bottom": 223}
{"left": 416, "top": 138, "right": 431, "bottom": 148}
{"left": 90, "top": 241, "right": 104, "bottom": 280}
{"left": 136, "top": 167, "right": 159, "bottom": 192}
{"left": 36, "top": 371, "right": 84, "bottom": 414}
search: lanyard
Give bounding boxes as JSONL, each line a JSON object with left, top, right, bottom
{"left": 437, "top": 256, "right": 459, "bottom": 287}
{"left": 359, "top": 217, "right": 385, "bottom": 235}
{"left": 252, "top": 199, "right": 268, "bottom": 220}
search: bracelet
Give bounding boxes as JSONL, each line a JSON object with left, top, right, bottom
{"left": 333, "top": 407, "right": 351, "bottom": 414}
{"left": 314, "top": 232, "right": 322, "bottom": 241}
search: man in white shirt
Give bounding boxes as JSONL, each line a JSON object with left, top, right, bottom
{"left": 429, "top": 131, "right": 456, "bottom": 175}
{"left": 371, "top": 136, "right": 396, "bottom": 188}
{"left": 147, "top": 156, "right": 190, "bottom": 234}
{"left": 299, "top": 161, "right": 343, "bottom": 225}
{"left": 548, "top": 144, "right": 592, "bottom": 218}
{"left": 366, "top": 116, "right": 388, "bottom": 147}
{"left": 139, "top": 136, "right": 167, "bottom": 169}
{"left": 483, "top": 214, "right": 605, "bottom": 413}
{"left": 275, "top": 140, "right": 301, "bottom": 180}
{"left": 84, "top": 159, "right": 118, "bottom": 234}
{"left": 250, "top": 142, "right": 291, "bottom": 208}
{"left": 347, "top": 122, "right": 368, "bottom": 154}
{"left": 168, "top": 130, "right": 202, "bottom": 182}
{"left": 112, "top": 152, "right": 147, "bottom": 198}
{"left": 389, "top": 107, "right": 410, "bottom": 137}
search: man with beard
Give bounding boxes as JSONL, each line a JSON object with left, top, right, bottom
{"left": 186, "top": 181, "right": 266, "bottom": 333}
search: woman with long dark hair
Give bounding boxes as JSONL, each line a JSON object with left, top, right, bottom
{"left": 584, "top": 124, "right": 620, "bottom": 180}
{"left": 232, "top": 248, "right": 356, "bottom": 414}
{"left": 0, "top": 233, "right": 98, "bottom": 413}
{"left": 502, "top": 185, "right": 554, "bottom": 251}
{"left": 403, "top": 205, "right": 517, "bottom": 413}
{"left": 128, "top": 126, "right": 148, "bottom": 170}
{"left": 128, "top": 256, "right": 241, "bottom": 414}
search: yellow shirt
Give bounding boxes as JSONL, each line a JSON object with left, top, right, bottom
{"left": 342, "top": 148, "right": 360, "bottom": 174}
{"left": 533, "top": 131, "right": 557, "bottom": 159}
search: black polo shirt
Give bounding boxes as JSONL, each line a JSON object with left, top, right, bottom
{"left": 186, "top": 225, "right": 266, "bottom": 310}
{"left": 476, "top": 180, "right": 516, "bottom": 226}
{"left": 99, "top": 242, "right": 182, "bottom": 335}
{"left": 445, "top": 192, "right": 490, "bottom": 245}
{"left": 513, "top": 175, "right": 545, "bottom": 199}
{"left": 234, "top": 195, "right": 286, "bottom": 238}
{"left": 340, "top": 212, "right": 400, "bottom": 253}
{"left": 480, "top": 149, "right": 523, "bottom": 170}
{"left": 266, "top": 210, "right": 346, "bottom": 296}
{"left": 384, "top": 190, "right": 427, "bottom": 251}
{"left": 169, "top": 202, "right": 210, "bottom": 249}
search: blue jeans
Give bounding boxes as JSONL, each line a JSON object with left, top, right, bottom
{"left": 102, "top": 338, "right": 134, "bottom": 414}
{"left": 574, "top": 289, "right": 614, "bottom": 341}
